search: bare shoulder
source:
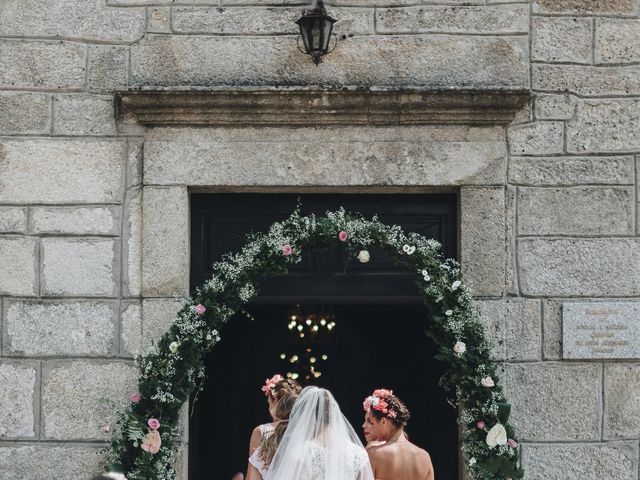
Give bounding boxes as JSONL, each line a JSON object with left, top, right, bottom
{"left": 401, "top": 442, "right": 433, "bottom": 468}
{"left": 366, "top": 441, "right": 392, "bottom": 461}
{"left": 248, "top": 425, "right": 262, "bottom": 453}
{"left": 250, "top": 425, "right": 262, "bottom": 439}
{"left": 365, "top": 441, "right": 385, "bottom": 451}
{"left": 368, "top": 441, "right": 400, "bottom": 458}
{"left": 414, "top": 446, "right": 433, "bottom": 469}
{"left": 366, "top": 442, "right": 383, "bottom": 456}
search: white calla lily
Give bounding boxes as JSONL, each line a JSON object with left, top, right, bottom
{"left": 486, "top": 423, "right": 507, "bottom": 449}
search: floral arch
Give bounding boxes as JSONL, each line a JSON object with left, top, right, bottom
{"left": 105, "top": 207, "right": 524, "bottom": 480}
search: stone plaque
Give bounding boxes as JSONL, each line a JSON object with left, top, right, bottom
{"left": 563, "top": 302, "right": 640, "bottom": 359}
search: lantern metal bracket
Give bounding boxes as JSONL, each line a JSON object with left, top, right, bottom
{"left": 296, "top": 33, "right": 337, "bottom": 65}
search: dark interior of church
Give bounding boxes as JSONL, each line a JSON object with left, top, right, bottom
{"left": 189, "top": 304, "right": 459, "bottom": 480}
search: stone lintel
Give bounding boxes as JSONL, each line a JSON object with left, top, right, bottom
{"left": 117, "top": 88, "right": 530, "bottom": 126}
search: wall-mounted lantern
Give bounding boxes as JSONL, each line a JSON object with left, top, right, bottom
{"left": 296, "top": 0, "right": 337, "bottom": 65}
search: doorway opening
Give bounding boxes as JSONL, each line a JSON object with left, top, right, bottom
{"left": 189, "top": 193, "right": 458, "bottom": 479}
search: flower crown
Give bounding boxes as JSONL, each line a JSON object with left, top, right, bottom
{"left": 261, "top": 374, "right": 284, "bottom": 397}
{"left": 363, "top": 388, "right": 397, "bottom": 419}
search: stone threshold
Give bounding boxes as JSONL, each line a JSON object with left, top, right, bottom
{"left": 117, "top": 87, "right": 530, "bottom": 126}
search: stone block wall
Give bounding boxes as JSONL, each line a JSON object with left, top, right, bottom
{"left": 0, "top": 2, "right": 145, "bottom": 477}
{"left": 502, "top": 2, "right": 640, "bottom": 476}
{"left": 0, "top": 0, "right": 639, "bottom": 479}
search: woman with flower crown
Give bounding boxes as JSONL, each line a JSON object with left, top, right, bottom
{"left": 245, "top": 374, "right": 302, "bottom": 480}
{"left": 266, "top": 386, "right": 374, "bottom": 480}
{"left": 362, "top": 389, "right": 434, "bottom": 480}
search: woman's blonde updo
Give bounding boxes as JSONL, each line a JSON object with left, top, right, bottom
{"left": 271, "top": 378, "right": 302, "bottom": 401}
{"left": 258, "top": 392, "right": 298, "bottom": 465}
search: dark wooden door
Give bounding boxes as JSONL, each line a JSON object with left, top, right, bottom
{"left": 191, "top": 193, "right": 457, "bottom": 303}
{"left": 189, "top": 193, "right": 458, "bottom": 480}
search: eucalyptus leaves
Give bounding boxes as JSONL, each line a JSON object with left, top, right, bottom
{"left": 104, "top": 206, "right": 523, "bottom": 480}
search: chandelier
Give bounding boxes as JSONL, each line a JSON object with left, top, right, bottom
{"left": 280, "top": 305, "right": 336, "bottom": 382}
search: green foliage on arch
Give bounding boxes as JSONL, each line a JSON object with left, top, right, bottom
{"left": 105, "top": 207, "right": 523, "bottom": 480}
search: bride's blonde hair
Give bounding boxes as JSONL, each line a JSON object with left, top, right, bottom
{"left": 259, "top": 392, "right": 298, "bottom": 465}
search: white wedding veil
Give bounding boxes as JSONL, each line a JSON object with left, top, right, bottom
{"left": 265, "top": 386, "right": 374, "bottom": 480}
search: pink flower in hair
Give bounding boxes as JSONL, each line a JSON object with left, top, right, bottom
{"left": 364, "top": 389, "right": 396, "bottom": 418}
{"left": 262, "top": 374, "right": 284, "bottom": 396}
{"left": 338, "top": 231, "right": 348, "bottom": 242}
{"left": 282, "top": 244, "right": 293, "bottom": 256}
{"left": 195, "top": 304, "right": 206, "bottom": 315}
{"left": 476, "top": 420, "right": 485, "bottom": 430}
{"left": 507, "top": 438, "right": 518, "bottom": 449}
{"left": 377, "top": 399, "right": 389, "bottom": 413}
{"left": 148, "top": 418, "right": 160, "bottom": 430}
{"left": 373, "top": 389, "right": 393, "bottom": 398}
{"left": 131, "top": 393, "right": 141, "bottom": 403}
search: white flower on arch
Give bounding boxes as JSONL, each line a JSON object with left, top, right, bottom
{"left": 486, "top": 423, "right": 507, "bottom": 449}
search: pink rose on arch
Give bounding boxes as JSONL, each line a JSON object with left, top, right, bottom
{"left": 131, "top": 393, "right": 141, "bottom": 403}
{"left": 148, "top": 418, "right": 160, "bottom": 430}
{"left": 507, "top": 438, "right": 518, "bottom": 449}
{"left": 195, "top": 304, "right": 206, "bottom": 315}
{"left": 476, "top": 420, "right": 485, "bottom": 430}
{"left": 141, "top": 430, "right": 162, "bottom": 455}
{"left": 338, "top": 231, "right": 348, "bottom": 242}
{"left": 282, "top": 244, "right": 293, "bottom": 256}
{"left": 481, "top": 376, "right": 495, "bottom": 388}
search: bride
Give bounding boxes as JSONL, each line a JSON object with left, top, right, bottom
{"left": 266, "top": 386, "right": 374, "bottom": 480}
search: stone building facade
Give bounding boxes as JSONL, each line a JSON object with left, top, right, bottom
{"left": 0, "top": 0, "right": 639, "bottom": 479}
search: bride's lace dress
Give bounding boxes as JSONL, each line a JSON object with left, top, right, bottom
{"left": 266, "top": 387, "right": 374, "bottom": 480}
{"left": 302, "top": 440, "right": 369, "bottom": 479}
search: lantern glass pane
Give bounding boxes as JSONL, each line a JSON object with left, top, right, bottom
{"left": 298, "top": 19, "right": 311, "bottom": 52}
{"left": 321, "top": 18, "right": 334, "bottom": 51}
{"left": 311, "top": 19, "right": 322, "bottom": 52}
{"left": 301, "top": 22, "right": 312, "bottom": 52}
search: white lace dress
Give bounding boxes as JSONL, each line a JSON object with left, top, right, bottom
{"left": 302, "top": 441, "right": 370, "bottom": 480}
{"left": 248, "top": 423, "right": 275, "bottom": 478}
